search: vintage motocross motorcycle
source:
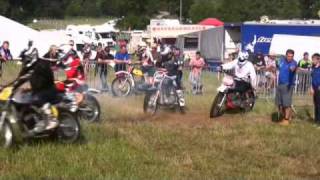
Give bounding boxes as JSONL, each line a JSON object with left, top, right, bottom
{"left": 55, "top": 49, "right": 101, "bottom": 123}
{"left": 55, "top": 80, "right": 100, "bottom": 123}
{"left": 0, "top": 48, "right": 81, "bottom": 148}
{"left": 210, "top": 70, "right": 256, "bottom": 118}
{"left": 143, "top": 70, "right": 185, "bottom": 115}
{"left": 111, "top": 63, "right": 145, "bottom": 97}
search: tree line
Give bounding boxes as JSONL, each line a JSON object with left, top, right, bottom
{"left": 0, "top": 0, "right": 320, "bottom": 29}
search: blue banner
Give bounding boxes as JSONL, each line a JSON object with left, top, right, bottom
{"left": 241, "top": 24, "right": 320, "bottom": 55}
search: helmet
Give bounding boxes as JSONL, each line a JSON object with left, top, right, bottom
{"left": 237, "top": 51, "right": 249, "bottom": 66}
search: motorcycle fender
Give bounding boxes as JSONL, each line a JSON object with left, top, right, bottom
{"left": 88, "top": 88, "right": 101, "bottom": 94}
{"left": 129, "top": 77, "right": 135, "bottom": 87}
{"left": 217, "top": 85, "right": 227, "bottom": 93}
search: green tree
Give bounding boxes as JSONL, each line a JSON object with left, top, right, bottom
{"left": 0, "top": 0, "right": 9, "bottom": 15}
{"left": 189, "top": 0, "right": 221, "bottom": 23}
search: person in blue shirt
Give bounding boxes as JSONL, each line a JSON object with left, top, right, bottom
{"left": 114, "top": 45, "right": 131, "bottom": 72}
{"left": 311, "top": 53, "right": 320, "bottom": 125}
{"left": 0, "top": 41, "right": 13, "bottom": 77}
{"left": 275, "top": 49, "right": 297, "bottom": 126}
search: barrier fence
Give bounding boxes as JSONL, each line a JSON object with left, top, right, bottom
{"left": 0, "top": 60, "right": 313, "bottom": 100}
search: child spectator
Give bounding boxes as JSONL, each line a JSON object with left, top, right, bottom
{"left": 189, "top": 51, "right": 205, "bottom": 95}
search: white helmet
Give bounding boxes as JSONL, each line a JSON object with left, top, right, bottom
{"left": 237, "top": 51, "right": 249, "bottom": 66}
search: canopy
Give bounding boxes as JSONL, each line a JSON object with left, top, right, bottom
{"left": 198, "top": 18, "right": 224, "bottom": 27}
{"left": 150, "top": 25, "right": 213, "bottom": 38}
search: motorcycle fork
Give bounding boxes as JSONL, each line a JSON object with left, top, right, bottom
{"left": 153, "top": 91, "right": 160, "bottom": 105}
{"left": 0, "top": 111, "right": 7, "bottom": 130}
{"left": 218, "top": 94, "right": 227, "bottom": 108}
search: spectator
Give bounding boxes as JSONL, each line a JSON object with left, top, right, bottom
{"left": 189, "top": 51, "right": 206, "bottom": 95}
{"left": 311, "top": 53, "right": 320, "bottom": 126}
{"left": 252, "top": 52, "right": 266, "bottom": 71}
{"left": 298, "top": 52, "right": 312, "bottom": 94}
{"left": 43, "top": 45, "right": 58, "bottom": 59}
{"left": 298, "top": 52, "right": 312, "bottom": 71}
{"left": 265, "top": 53, "right": 277, "bottom": 89}
{"left": 96, "top": 46, "right": 114, "bottom": 92}
{"left": 0, "top": 41, "right": 13, "bottom": 77}
{"left": 82, "top": 43, "right": 92, "bottom": 74}
{"left": 114, "top": 45, "right": 131, "bottom": 72}
{"left": 275, "top": 49, "right": 297, "bottom": 126}
{"left": 228, "top": 53, "right": 235, "bottom": 62}
{"left": 43, "top": 45, "right": 59, "bottom": 68}
{"left": 141, "top": 46, "right": 155, "bottom": 84}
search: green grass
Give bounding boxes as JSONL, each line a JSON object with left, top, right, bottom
{"left": 0, "top": 63, "right": 320, "bottom": 179}
{"left": 27, "top": 17, "right": 112, "bottom": 30}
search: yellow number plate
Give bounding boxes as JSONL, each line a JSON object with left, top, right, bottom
{"left": 0, "top": 87, "right": 13, "bottom": 101}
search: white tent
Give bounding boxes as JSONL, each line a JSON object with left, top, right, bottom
{"left": 0, "top": 16, "right": 71, "bottom": 58}
{"left": 269, "top": 34, "right": 320, "bottom": 60}
{"left": 0, "top": 16, "right": 38, "bottom": 58}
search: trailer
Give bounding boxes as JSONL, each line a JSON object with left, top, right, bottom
{"left": 241, "top": 22, "right": 320, "bottom": 55}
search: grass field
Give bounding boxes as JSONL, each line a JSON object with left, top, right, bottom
{"left": 0, "top": 64, "right": 320, "bottom": 179}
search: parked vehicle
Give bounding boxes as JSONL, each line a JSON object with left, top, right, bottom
{"left": 111, "top": 63, "right": 145, "bottom": 97}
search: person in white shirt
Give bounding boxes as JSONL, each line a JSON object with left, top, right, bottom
{"left": 221, "top": 51, "right": 257, "bottom": 93}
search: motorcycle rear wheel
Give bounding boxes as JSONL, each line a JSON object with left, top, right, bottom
{"left": 56, "top": 111, "right": 80, "bottom": 144}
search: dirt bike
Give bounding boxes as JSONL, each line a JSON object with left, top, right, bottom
{"left": 55, "top": 79, "right": 101, "bottom": 123}
{"left": 54, "top": 49, "right": 101, "bottom": 123}
{"left": 0, "top": 78, "right": 81, "bottom": 148}
{"left": 143, "top": 70, "right": 185, "bottom": 115}
{"left": 111, "top": 62, "right": 145, "bottom": 97}
{"left": 210, "top": 70, "right": 256, "bottom": 118}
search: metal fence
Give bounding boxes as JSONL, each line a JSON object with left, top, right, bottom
{"left": 0, "top": 60, "right": 314, "bottom": 100}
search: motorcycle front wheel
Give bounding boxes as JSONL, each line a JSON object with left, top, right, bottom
{"left": 79, "top": 94, "right": 101, "bottom": 123}
{"left": 143, "top": 92, "right": 158, "bottom": 116}
{"left": 111, "top": 77, "right": 132, "bottom": 97}
{"left": 56, "top": 111, "right": 80, "bottom": 144}
{"left": 210, "top": 92, "right": 226, "bottom": 118}
{"left": 0, "top": 120, "right": 14, "bottom": 148}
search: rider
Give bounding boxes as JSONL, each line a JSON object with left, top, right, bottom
{"left": 60, "top": 48, "right": 86, "bottom": 92}
{"left": 160, "top": 44, "right": 171, "bottom": 66}
{"left": 162, "top": 51, "right": 186, "bottom": 112}
{"left": 14, "top": 42, "right": 59, "bottom": 133}
{"left": 221, "top": 51, "right": 257, "bottom": 94}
